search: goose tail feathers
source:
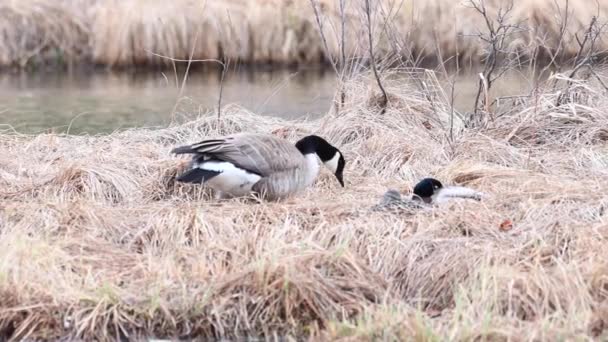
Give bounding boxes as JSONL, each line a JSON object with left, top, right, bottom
{"left": 175, "top": 168, "right": 220, "bottom": 183}
{"left": 171, "top": 145, "right": 197, "bottom": 155}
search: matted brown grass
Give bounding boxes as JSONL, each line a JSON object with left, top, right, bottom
{"left": 1, "top": 70, "right": 608, "bottom": 340}
{"left": 1, "top": 0, "right": 607, "bottom": 67}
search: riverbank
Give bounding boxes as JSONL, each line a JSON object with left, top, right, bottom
{"left": 1, "top": 70, "right": 607, "bottom": 340}
{"left": 2, "top": 0, "right": 607, "bottom": 68}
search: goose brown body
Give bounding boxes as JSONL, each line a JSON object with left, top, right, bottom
{"left": 172, "top": 133, "right": 321, "bottom": 200}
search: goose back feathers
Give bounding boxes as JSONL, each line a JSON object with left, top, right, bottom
{"left": 172, "top": 133, "right": 345, "bottom": 200}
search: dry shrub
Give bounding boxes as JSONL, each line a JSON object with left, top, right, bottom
{"left": 483, "top": 76, "right": 608, "bottom": 147}
{"left": 401, "top": 0, "right": 608, "bottom": 61}
{"left": 85, "top": 0, "right": 608, "bottom": 66}
{"left": 90, "top": 0, "right": 328, "bottom": 66}
{"left": 1, "top": 0, "right": 608, "bottom": 67}
{"left": 320, "top": 305, "right": 435, "bottom": 341}
{"left": 0, "top": 0, "right": 89, "bottom": 67}
{"left": 391, "top": 239, "right": 493, "bottom": 310}
{"left": 1, "top": 71, "right": 608, "bottom": 340}
{"left": 208, "top": 248, "right": 386, "bottom": 336}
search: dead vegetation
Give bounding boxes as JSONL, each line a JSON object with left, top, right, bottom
{"left": 0, "top": 65, "right": 608, "bottom": 340}
{"left": 1, "top": 0, "right": 607, "bottom": 68}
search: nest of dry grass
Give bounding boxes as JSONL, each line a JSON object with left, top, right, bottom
{"left": 0, "top": 71, "right": 608, "bottom": 340}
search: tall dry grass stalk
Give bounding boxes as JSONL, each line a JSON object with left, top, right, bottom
{"left": 1, "top": 68, "right": 608, "bottom": 340}
{"left": 1, "top": 0, "right": 607, "bottom": 67}
{"left": 0, "top": 0, "right": 90, "bottom": 67}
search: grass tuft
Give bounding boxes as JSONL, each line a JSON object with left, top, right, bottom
{"left": 1, "top": 70, "right": 608, "bottom": 339}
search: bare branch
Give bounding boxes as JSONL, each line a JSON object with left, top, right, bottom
{"left": 217, "top": 60, "right": 227, "bottom": 123}
{"left": 556, "top": 15, "right": 604, "bottom": 106}
{"left": 308, "top": 0, "right": 340, "bottom": 75}
{"left": 364, "top": 0, "right": 388, "bottom": 113}
{"left": 339, "top": 0, "right": 347, "bottom": 109}
{"left": 170, "top": 31, "right": 198, "bottom": 122}
{"left": 466, "top": 0, "right": 522, "bottom": 124}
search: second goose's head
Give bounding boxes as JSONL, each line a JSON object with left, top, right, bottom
{"left": 295, "top": 135, "right": 346, "bottom": 187}
{"left": 412, "top": 178, "right": 443, "bottom": 203}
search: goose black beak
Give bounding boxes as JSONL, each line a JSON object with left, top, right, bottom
{"left": 336, "top": 173, "right": 344, "bottom": 187}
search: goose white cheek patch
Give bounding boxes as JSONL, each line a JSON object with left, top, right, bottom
{"left": 323, "top": 152, "right": 341, "bottom": 173}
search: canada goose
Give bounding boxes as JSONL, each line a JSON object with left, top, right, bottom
{"left": 372, "top": 178, "right": 482, "bottom": 211}
{"left": 412, "top": 178, "right": 483, "bottom": 204}
{"left": 171, "top": 133, "right": 346, "bottom": 200}
{"left": 371, "top": 188, "right": 428, "bottom": 212}
{"left": 379, "top": 189, "right": 402, "bottom": 205}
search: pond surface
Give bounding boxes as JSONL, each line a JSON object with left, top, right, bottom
{"left": 0, "top": 67, "right": 536, "bottom": 134}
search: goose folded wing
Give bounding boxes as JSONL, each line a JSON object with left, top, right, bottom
{"left": 183, "top": 134, "right": 305, "bottom": 176}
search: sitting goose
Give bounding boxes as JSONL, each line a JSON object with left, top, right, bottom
{"left": 373, "top": 177, "right": 482, "bottom": 211}
{"left": 171, "top": 133, "right": 345, "bottom": 200}
{"left": 371, "top": 189, "right": 428, "bottom": 212}
{"left": 412, "top": 178, "right": 482, "bottom": 204}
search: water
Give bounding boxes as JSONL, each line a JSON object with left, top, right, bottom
{"left": 0, "top": 67, "right": 536, "bottom": 134}
{"left": 0, "top": 67, "right": 337, "bottom": 134}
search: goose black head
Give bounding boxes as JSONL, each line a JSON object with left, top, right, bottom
{"left": 295, "top": 135, "right": 346, "bottom": 187}
{"left": 413, "top": 178, "right": 443, "bottom": 203}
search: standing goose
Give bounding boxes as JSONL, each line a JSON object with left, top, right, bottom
{"left": 171, "top": 133, "right": 345, "bottom": 200}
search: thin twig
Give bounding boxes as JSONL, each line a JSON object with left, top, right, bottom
{"left": 364, "top": 0, "right": 388, "bottom": 114}
{"left": 144, "top": 51, "right": 224, "bottom": 64}
{"left": 589, "top": 68, "right": 608, "bottom": 92}
{"left": 541, "top": 0, "right": 569, "bottom": 75}
{"left": 143, "top": 51, "right": 226, "bottom": 122}
{"left": 467, "top": 0, "right": 520, "bottom": 124}
{"left": 338, "top": 0, "right": 347, "bottom": 109}
{"left": 308, "top": 0, "right": 339, "bottom": 75}
{"left": 170, "top": 30, "right": 199, "bottom": 122}
{"left": 557, "top": 15, "right": 603, "bottom": 105}
{"left": 218, "top": 59, "right": 228, "bottom": 124}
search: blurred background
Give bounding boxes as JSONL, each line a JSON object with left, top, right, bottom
{"left": 0, "top": 0, "right": 605, "bottom": 134}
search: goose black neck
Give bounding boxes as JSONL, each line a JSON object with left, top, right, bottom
{"left": 413, "top": 178, "right": 443, "bottom": 198}
{"left": 295, "top": 135, "right": 337, "bottom": 161}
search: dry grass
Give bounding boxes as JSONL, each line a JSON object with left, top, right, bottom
{"left": 0, "top": 0, "right": 90, "bottom": 67}
{"left": 1, "top": 0, "right": 607, "bottom": 67}
{"left": 1, "top": 68, "right": 608, "bottom": 340}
